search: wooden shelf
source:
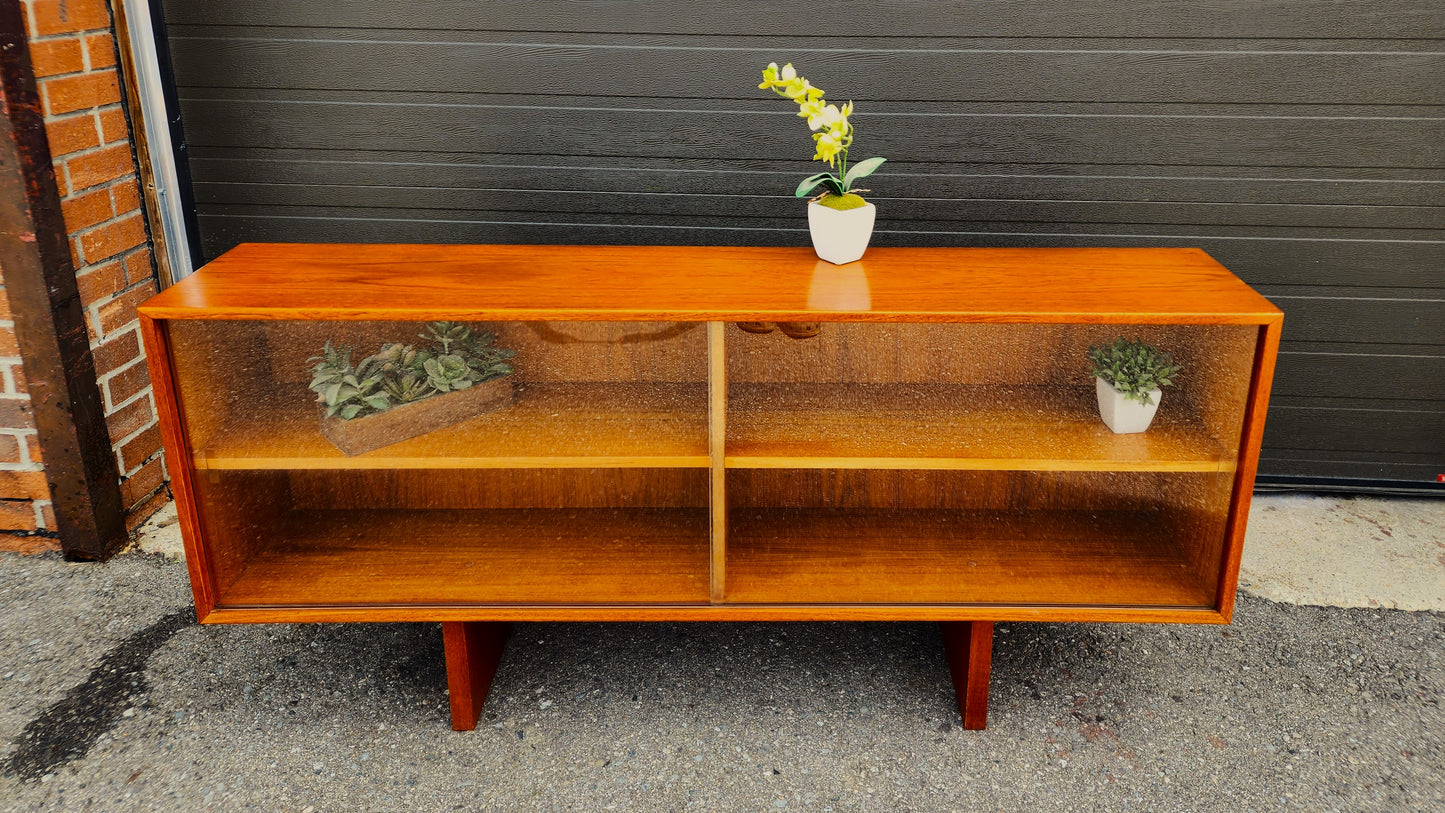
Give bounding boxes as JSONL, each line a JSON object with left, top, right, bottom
{"left": 725, "top": 508, "right": 1214, "bottom": 607}
{"left": 195, "top": 382, "right": 709, "bottom": 470}
{"left": 726, "top": 384, "right": 1235, "bottom": 472}
{"left": 219, "top": 508, "right": 710, "bottom": 607}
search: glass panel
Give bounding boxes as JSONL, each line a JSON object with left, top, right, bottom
{"left": 725, "top": 468, "right": 1233, "bottom": 608}
{"left": 722, "top": 320, "right": 1257, "bottom": 609}
{"left": 167, "top": 320, "right": 710, "bottom": 469}
{"left": 196, "top": 467, "right": 710, "bottom": 608}
{"left": 725, "top": 322, "right": 1256, "bottom": 471}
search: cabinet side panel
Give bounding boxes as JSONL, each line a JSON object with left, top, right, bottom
{"left": 1216, "top": 320, "right": 1284, "bottom": 620}
{"left": 139, "top": 316, "right": 216, "bottom": 617}
{"left": 192, "top": 471, "right": 292, "bottom": 598}
{"left": 167, "top": 320, "right": 274, "bottom": 453}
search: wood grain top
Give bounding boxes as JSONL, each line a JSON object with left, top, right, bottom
{"left": 140, "top": 244, "right": 1283, "bottom": 324}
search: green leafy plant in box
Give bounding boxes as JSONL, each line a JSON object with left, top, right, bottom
{"left": 308, "top": 322, "right": 516, "bottom": 455}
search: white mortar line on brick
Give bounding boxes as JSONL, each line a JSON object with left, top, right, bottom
{"left": 112, "top": 416, "right": 159, "bottom": 463}
{"left": 23, "top": 25, "right": 113, "bottom": 45}
{"left": 106, "top": 383, "right": 156, "bottom": 419}
{"left": 15, "top": 429, "right": 37, "bottom": 467}
{"left": 0, "top": 428, "right": 42, "bottom": 472}
{"left": 97, "top": 356, "right": 146, "bottom": 411}
{"left": 69, "top": 212, "right": 146, "bottom": 270}
{"left": 90, "top": 320, "right": 142, "bottom": 353}
{"left": 31, "top": 500, "right": 51, "bottom": 530}
{"left": 89, "top": 283, "right": 152, "bottom": 345}
{"left": 123, "top": 449, "right": 166, "bottom": 482}
{"left": 68, "top": 204, "right": 143, "bottom": 236}
{"left": 57, "top": 170, "right": 141, "bottom": 222}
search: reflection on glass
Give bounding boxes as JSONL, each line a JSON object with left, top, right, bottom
{"left": 806, "top": 260, "right": 872, "bottom": 311}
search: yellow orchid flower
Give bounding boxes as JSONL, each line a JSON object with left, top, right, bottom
{"left": 808, "top": 103, "right": 846, "bottom": 132}
{"left": 758, "top": 62, "right": 779, "bottom": 90}
{"left": 783, "top": 78, "right": 819, "bottom": 101}
{"left": 758, "top": 62, "right": 886, "bottom": 196}
{"left": 812, "top": 130, "right": 844, "bottom": 165}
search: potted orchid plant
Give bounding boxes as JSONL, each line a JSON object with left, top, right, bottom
{"left": 759, "top": 62, "right": 886, "bottom": 264}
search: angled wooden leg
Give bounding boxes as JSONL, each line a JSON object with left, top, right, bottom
{"left": 940, "top": 621, "right": 994, "bottom": 730}
{"left": 442, "top": 621, "right": 511, "bottom": 731}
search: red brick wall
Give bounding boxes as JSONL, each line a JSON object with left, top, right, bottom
{"left": 1, "top": 0, "right": 168, "bottom": 552}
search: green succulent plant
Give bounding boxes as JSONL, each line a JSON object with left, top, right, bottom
{"left": 1087, "top": 338, "right": 1182, "bottom": 406}
{"left": 307, "top": 341, "right": 391, "bottom": 419}
{"left": 309, "top": 324, "right": 517, "bottom": 420}
{"left": 423, "top": 353, "right": 478, "bottom": 392}
{"left": 421, "top": 321, "right": 473, "bottom": 355}
{"left": 382, "top": 370, "right": 435, "bottom": 404}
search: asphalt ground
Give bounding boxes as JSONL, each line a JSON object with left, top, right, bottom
{"left": 0, "top": 550, "right": 1440, "bottom": 812}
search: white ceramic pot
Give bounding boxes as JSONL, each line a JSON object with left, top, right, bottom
{"left": 808, "top": 201, "right": 876, "bottom": 265}
{"left": 1096, "top": 378, "right": 1162, "bottom": 434}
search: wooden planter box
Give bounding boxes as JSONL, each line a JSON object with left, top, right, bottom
{"left": 319, "top": 375, "right": 513, "bottom": 456}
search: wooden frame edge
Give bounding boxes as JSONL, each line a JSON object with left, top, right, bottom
{"left": 707, "top": 320, "right": 727, "bottom": 602}
{"left": 1213, "top": 316, "right": 1284, "bottom": 622}
{"left": 195, "top": 604, "right": 1229, "bottom": 626}
{"left": 138, "top": 314, "right": 216, "bottom": 618}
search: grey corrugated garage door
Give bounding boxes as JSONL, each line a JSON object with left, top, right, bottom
{"left": 155, "top": 1, "right": 1444, "bottom": 488}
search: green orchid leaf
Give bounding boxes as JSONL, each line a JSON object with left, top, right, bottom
{"left": 842, "top": 156, "right": 886, "bottom": 191}
{"left": 794, "top": 172, "right": 839, "bottom": 198}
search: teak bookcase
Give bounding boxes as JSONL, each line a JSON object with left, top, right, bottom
{"left": 139, "top": 244, "right": 1282, "bottom": 731}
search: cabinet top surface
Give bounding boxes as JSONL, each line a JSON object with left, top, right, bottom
{"left": 140, "top": 244, "right": 1282, "bottom": 323}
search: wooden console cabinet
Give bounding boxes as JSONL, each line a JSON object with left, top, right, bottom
{"left": 139, "top": 244, "right": 1282, "bottom": 731}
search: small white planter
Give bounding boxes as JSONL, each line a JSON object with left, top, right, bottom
{"left": 1095, "top": 378, "right": 1162, "bottom": 434}
{"left": 808, "top": 201, "right": 876, "bottom": 265}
